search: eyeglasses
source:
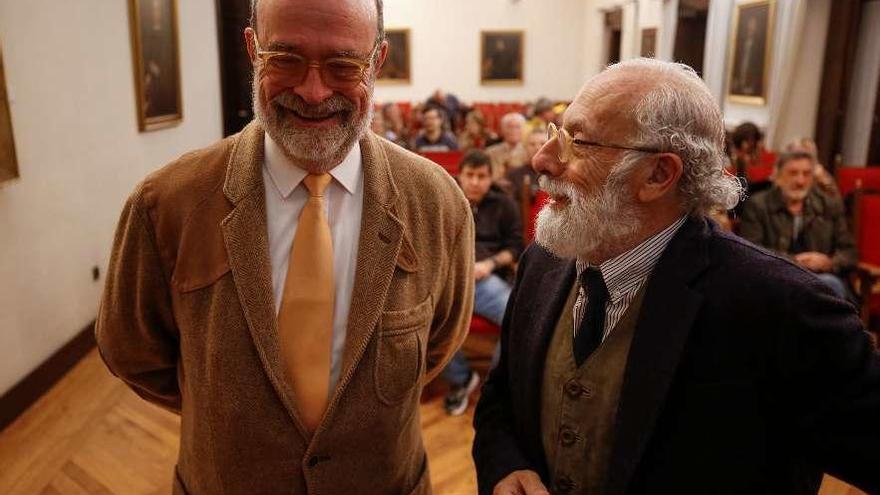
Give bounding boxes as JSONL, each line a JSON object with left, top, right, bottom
{"left": 253, "top": 36, "right": 378, "bottom": 91}
{"left": 547, "top": 122, "right": 661, "bottom": 163}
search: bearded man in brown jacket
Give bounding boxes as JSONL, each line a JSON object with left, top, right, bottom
{"left": 95, "top": 0, "right": 474, "bottom": 493}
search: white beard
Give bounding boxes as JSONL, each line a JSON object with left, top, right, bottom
{"left": 535, "top": 173, "right": 641, "bottom": 261}
{"left": 252, "top": 79, "right": 373, "bottom": 171}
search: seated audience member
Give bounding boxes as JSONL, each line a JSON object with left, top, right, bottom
{"left": 486, "top": 112, "right": 528, "bottom": 180}
{"left": 503, "top": 128, "right": 548, "bottom": 201}
{"left": 427, "top": 88, "right": 462, "bottom": 129}
{"left": 785, "top": 137, "right": 839, "bottom": 197}
{"left": 413, "top": 105, "right": 459, "bottom": 152}
{"left": 525, "top": 97, "right": 556, "bottom": 135}
{"left": 380, "top": 102, "right": 410, "bottom": 148}
{"left": 458, "top": 110, "right": 499, "bottom": 152}
{"left": 442, "top": 150, "right": 523, "bottom": 416}
{"left": 739, "top": 150, "right": 857, "bottom": 299}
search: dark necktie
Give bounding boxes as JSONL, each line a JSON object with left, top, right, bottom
{"left": 574, "top": 267, "right": 609, "bottom": 366}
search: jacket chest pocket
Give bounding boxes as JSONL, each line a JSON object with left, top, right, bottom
{"left": 374, "top": 296, "right": 432, "bottom": 405}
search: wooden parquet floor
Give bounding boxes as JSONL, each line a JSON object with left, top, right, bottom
{"left": 0, "top": 349, "right": 867, "bottom": 495}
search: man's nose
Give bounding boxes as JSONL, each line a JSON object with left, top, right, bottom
{"left": 293, "top": 65, "right": 334, "bottom": 104}
{"left": 532, "top": 139, "right": 564, "bottom": 177}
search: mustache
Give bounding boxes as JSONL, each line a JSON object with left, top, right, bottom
{"left": 272, "top": 92, "right": 355, "bottom": 118}
{"left": 538, "top": 174, "right": 578, "bottom": 198}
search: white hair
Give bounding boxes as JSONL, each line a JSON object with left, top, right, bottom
{"left": 500, "top": 112, "right": 526, "bottom": 128}
{"left": 605, "top": 58, "right": 744, "bottom": 213}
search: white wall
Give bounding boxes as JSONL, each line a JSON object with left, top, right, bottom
{"left": 375, "top": 0, "right": 589, "bottom": 103}
{"left": 582, "top": 0, "right": 665, "bottom": 78}
{"left": 0, "top": 0, "right": 222, "bottom": 395}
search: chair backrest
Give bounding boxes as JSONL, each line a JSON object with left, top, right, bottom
{"left": 855, "top": 189, "right": 880, "bottom": 266}
{"left": 837, "top": 166, "right": 880, "bottom": 198}
{"left": 420, "top": 151, "right": 463, "bottom": 175}
{"left": 746, "top": 164, "right": 774, "bottom": 184}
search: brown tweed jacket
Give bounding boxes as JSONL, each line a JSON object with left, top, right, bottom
{"left": 95, "top": 121, "right": 475, "bottom": 495}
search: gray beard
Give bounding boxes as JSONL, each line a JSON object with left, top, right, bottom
{"left": 252, "top": 79, "right": 373, "bottom": 172}
{"left": 534, "top": 173, "right": 641, "bottom": 261}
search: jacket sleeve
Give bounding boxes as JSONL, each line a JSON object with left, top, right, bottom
{"left": 423, "top": 199, "right": 475, "bottom": 383}
{"left": 95, "top": 185, "right": 182, "bottom": 413}
{"left": 775, "top": 277, "right": 880, "bottom": 493}
{"left": 738, "top": 197, "right": 767, "bottom": 248}
{"left": 473, "top": 247, "right": 540, "bottom": 495}
{"left": 497, "top": 194, "right": 524, "bottom": 261}
{"left": 828, "top": 197, "right": 857, "bottom": 273}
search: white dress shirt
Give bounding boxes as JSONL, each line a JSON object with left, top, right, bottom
{"left": 573, "top": 216, "right": 687, "bottom": 342}
{"left": 262, "top": 134, "right": 364, "bottom": 392}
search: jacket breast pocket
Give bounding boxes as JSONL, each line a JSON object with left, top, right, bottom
{"left": 374, "top": 296, "right": 432, "bottom": 405}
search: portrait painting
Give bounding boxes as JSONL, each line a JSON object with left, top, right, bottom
{"left": 481, "top": 31, "right": 524, "bottom": 85}
{"left": 129, "top": 0, "right": 183, "bottom": 131}
{"left": 378, "top": 29, "right": 410, "bottom": 83}
{"left": 0, "top": 42, "right": 17, "bottom": 183}
{"left": 727, "top": 0, "right": 774, "bottom": 105}
{"left": 640, "top": 28, "right": 657, "bottom": 58}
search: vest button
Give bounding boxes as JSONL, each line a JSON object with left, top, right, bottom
{"left": 564, "top": 380, "right": 582, "bottom": 398}
{"left": 554, "top": 476, "right": 575, "bottom": 493}
{"left": 560, "top": 428, "right": 578, "bottom": 446}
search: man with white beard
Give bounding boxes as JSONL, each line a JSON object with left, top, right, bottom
{"left": 473, "top": 59, "right": 880, "bottom": 495}
{"left": 96, "top": 0, "right": 474, "bottom": 493}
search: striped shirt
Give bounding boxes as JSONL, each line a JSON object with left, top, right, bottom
{"left": 573, "top": 216, "right": 687, "bottom": 341}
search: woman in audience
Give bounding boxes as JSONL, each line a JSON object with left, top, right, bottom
{"left": 458, "top": 110, "right": 498, "bottom": 152}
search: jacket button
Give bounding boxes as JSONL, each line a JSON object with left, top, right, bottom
{"left": 564, "top": 380, "right": 581, "bottom": 398}
{"left": 560, "top": 428, "right": 578, "bottom": 446}
{"left": 554, "top": 476, "right": 575, "bottom": 493}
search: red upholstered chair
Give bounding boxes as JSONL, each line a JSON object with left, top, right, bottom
{"left": 746, "top": 164, "right": 775, "bottom": 184}
{"left": 851, "top": 187, "right": 880, "bottom": 345}
{"left": 470, "top": 315, "right": 500, "bottom": 336}
{"left": 758, "top": 149, "right": 777, "bottom": 167}
{"left": 837, "top": 166, "right": 880, "bottom": 198}
{"left": 420, "top": 151, "right": 464, "bottom": 175}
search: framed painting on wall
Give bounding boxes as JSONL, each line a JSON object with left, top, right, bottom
{"left": 0, "top": 42, "right": 17, "bottom": 184}
{"left": 640, "top": 28, "right": 657, "bottom": 58}
{"left": 378, "top": 29, "right": 410, "bottom": 83}
{"left": 726, "top": 0, "right": 775, "bottom": 105}
{"left": 481, "top": 31, "right": 524, "bottom": 85}
{"left": 129, "top": 0, "right": 183, "bottom": 131}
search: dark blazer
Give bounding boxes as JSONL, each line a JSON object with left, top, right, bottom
{"left": 473, "top": 216, "right": 880, "bottom": 495}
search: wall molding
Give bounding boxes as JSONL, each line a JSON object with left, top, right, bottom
{"left": 0, "top": 321, "right": 96, "bottom": 432}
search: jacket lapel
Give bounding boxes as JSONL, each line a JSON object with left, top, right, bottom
{"left": 318, "top": 133, "right": 405, "bottom": 432}
{"left": 604, "top": 217, "right": 710, "bottom": 495}
{"left": 220, "top": 121, "right": 310, "bottom": 438}
{"left": 523, "top": 252, "right": 576, "bottom": 468}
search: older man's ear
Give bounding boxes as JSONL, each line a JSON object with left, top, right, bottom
{"left": 636, "top": 153, "right": 683, "bottom": 203}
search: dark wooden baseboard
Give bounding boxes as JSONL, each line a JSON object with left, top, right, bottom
{"left": 0, "top": 321, "right": 96, "bottom": 432}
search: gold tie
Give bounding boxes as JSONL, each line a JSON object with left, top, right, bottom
{"left": 278, "top": 173, "right": 334, "bottom": 432}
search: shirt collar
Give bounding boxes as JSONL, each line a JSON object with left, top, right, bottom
{"left": 263, "top": 132, "right": 362, "bottom": 199}
{"left": 576, "top": 215, "right": 687, "bottom": 302}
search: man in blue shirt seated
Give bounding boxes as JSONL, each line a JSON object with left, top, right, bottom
{"left": 413, "top": 105, "right": 459, "bottom": 152}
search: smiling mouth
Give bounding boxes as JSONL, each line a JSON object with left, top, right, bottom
{"left": 279, "top": 105, "right": 341, "bottom": 124}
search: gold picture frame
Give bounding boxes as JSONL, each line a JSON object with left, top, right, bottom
{"left": 129, "top": 0, "right": 183, "bottom": 131}
{"left": 378, "top": 29, "right": 411, "bottom": 84}
{"left": 726, "top": 0, "right": 775, "bottom": 105}
{"left": 0, "top": 41, "right": 18, "bottom": 184}
{"left": 481, "top": 31, "right": 524, "bottom": 85}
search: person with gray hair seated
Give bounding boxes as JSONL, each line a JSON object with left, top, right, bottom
{"left": 473, "top": 58, "right": 880, "bottom": 495}
{"left": 739, "top": 150, "right": 856, "bottom": 300}
{"left": 485, "top": 112, "right": 528, "bottom": 180}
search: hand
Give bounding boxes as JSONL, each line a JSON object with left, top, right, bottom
{"left": 493, "top": 470, "right": 550, "bottom": 495}
{"left": 793, "top": 251, "right": 833, "bottom": 273}
{"left": 474, "top": 260, "right": 495, "bottom": 281}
